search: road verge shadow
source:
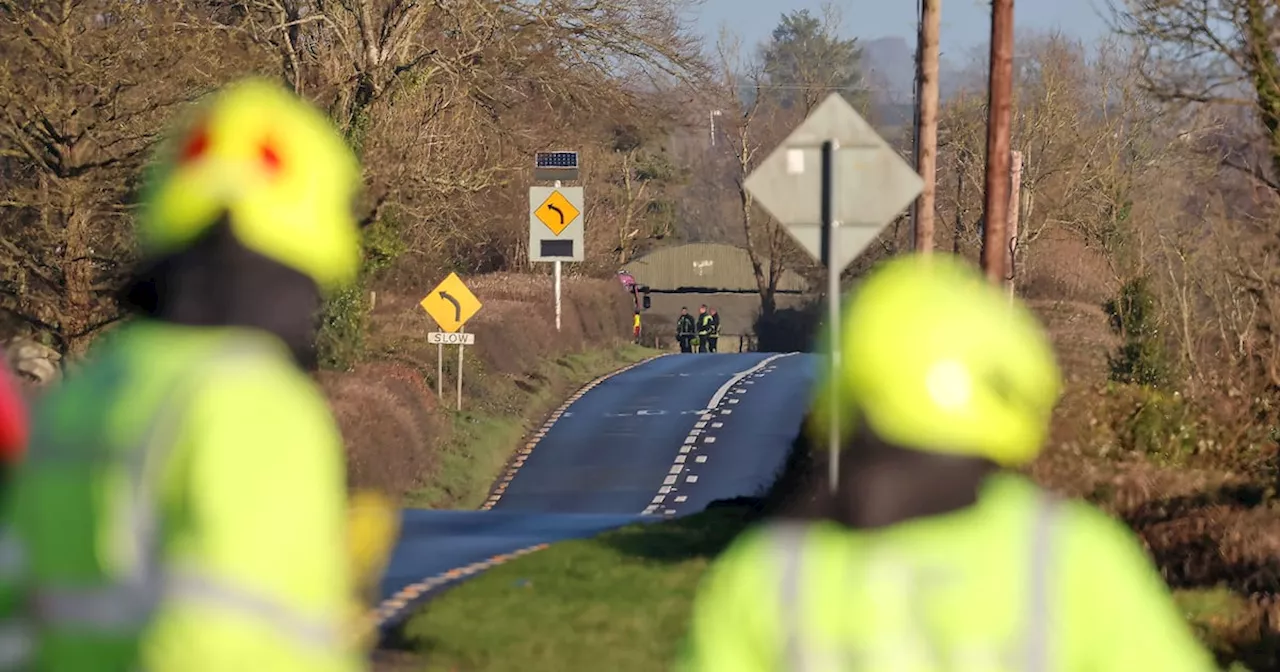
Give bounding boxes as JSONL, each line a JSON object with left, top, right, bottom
{"left": 602, "top": 425, "right": 812, "bottom": 564}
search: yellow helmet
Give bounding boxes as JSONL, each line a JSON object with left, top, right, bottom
{"left": 136, "top": 78, "right": 362, "bottom": 290}
{"left": 807, "top": 253, "right": 1062, "bottom": 467}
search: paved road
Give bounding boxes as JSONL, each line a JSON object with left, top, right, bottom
{"left": 374, "top": 352, "right": 816, "bottom": 628}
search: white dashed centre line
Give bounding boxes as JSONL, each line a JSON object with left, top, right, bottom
{"left": 641, "top": 353, "right": 795, "bottom": 516}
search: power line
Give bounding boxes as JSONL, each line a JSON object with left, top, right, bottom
{"left": 471, "top": 68, "right": 905, "bottom": 94}
{"left": 729, "top": 82, "right": 900, "bottom": 92}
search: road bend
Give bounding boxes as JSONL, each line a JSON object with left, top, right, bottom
{"left": 375, "top": 352, "right": 816, "bottom": 627}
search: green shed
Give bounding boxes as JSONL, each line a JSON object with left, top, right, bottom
{"left": 624, "top": 243, "right": 808, "bottom": 293}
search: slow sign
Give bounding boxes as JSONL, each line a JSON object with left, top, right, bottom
{"left": 427, "top": 332, "right": 476, "bottom": 346}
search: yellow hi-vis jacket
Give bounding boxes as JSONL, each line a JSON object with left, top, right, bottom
{"left": 0, "top": 320, "right": 365, "bottom": 671}
{"left": 677, "top": 473, "right": 1218, "bottom": 672}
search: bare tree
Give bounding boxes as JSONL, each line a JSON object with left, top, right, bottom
{"left": 1111, "top": 0, "right": 1280, "bottom": 193}
{"left": 712, "top": 32, "right": 794, "bottom": 315}
{"left": 0, "top": 1, "right": 261, "bottom": 353}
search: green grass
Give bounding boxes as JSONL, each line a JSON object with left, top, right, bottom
{"left": 406, "top": 343, "right": 655, "bottom": 509}
{"left": 1175, "top": 587, "right": 1251, "bottom": 624}
{"left": 386, "top": 506, "right": 757, "bottom": 671}
{"left": 1173, "top": 588, "right": 1265, "bottom": 671}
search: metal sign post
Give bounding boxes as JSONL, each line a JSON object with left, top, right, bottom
{"left": 426, "top": 331, "right": 476, "bottom": 410}
{"left": 554, "top": 181, "right": 562, "bottom": 333}
{"left": 819, "top": 139, "right": 842, "bottom": 493}
{"left": 745, "top": 93, "right": 923, "bottom": 492}
{"left": 457, "top": 327, "right": 465, "bottom": 410}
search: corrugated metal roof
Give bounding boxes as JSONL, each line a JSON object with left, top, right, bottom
{"left": 624, "top": 243, "right": 808, "bottom": 292}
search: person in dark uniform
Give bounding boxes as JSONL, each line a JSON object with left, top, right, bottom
{"left": 707, "top": 307, "right": 720, "bottom": 353}
{"left": 676, "top": 307, "right": 696, "bottom": 353}
{"left": 696, "top": 305, "right": 713, "bottom": 353}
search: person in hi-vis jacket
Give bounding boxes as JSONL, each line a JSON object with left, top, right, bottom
{"left": 0, "top": 79, "right": 401, "bottom": 672}
{"left": 677, "top": 254, "right": 1217, "bottom": 672}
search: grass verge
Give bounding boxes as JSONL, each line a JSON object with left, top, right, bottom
{"left": 406, "top": 343, "right": 655, "bottom": 509}
{"left": 387, "top": 506, "right": 758, "bottom": 671}
{"left": 385, "top": 418, "right": 1269, "bottom": 671}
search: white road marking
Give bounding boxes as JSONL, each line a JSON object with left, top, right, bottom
{"left": 641, "top": 353, "right": 797, "bottom": 518}
{"left": 706, "top": 354, "right": 792, "bottom": 409}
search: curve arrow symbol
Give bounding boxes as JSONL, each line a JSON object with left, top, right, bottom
{"left": 546, "top": 203, "right": 565, "bottom": 225}
{"left": 439, "top": 291, "right": 462, "bottom": 322}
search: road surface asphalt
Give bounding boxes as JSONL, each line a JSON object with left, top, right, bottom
{"left": 374, "top": 351, "right": 816, "bottom": 629}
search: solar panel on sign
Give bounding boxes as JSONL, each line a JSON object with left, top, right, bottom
{"left": 535, "top": 151, "right": 578, "bottom": 169}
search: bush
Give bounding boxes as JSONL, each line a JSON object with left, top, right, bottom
{"left": 1116, "top": 386, "right": 1200, "bottom": 462}
{"left": 755, "top": 300, "right": 822, "bottom": 353}
{"left": 315, "top": 214, "right": 407, "bottom": 371}
{"left": 1105, "top": 276, "right": 1174, "bottom": 388}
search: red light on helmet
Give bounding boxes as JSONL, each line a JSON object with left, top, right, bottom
{"left": 260, "top": 139, "right": 282, "bottom": 174}
{"left": 179, "top": 127, "right": 210, "bottom": 164}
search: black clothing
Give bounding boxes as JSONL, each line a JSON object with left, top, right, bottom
{"left": 696, "top": 313, "right": 713, "bottom": 353}
{"left": 676, "top": 314, "right": 696, "bottom": 354}
{"left": 120, "top": 213, "right": 322, "bottom": 370}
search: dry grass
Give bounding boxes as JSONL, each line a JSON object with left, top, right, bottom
{"left": 1019, "top": 237, "right": 1280, "bottom": 669}
{"left": 318, "top": 272, "right": 636, "bottom": 502}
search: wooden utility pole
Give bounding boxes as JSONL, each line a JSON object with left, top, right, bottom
{"left": 913, "top": 0, "right": 942, "bottom": 254}
{"left": 981, "top": 0, "right": 1015, "bottom": 283}
{"left": 1005, "top": 150, "right": 1023, "bottom": 296}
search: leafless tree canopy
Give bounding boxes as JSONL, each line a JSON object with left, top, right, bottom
{"left": 8, "top": 0, "right": 1280, "bottom": 412}
{"left": 0, "top": 0, "right": 708, "bottom": 352}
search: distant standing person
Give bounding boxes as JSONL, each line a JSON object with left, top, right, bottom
{"left": 696, "top": 305, "right": 713, "bottom": 353}
{"left": 676, "top": 307, "right": 696, "bottom": 353}
{"left": 707, "top": 308, "right": 720, "bottom": 353}
{"left": 633, "top": 310, "right": 642, "bottom": 345}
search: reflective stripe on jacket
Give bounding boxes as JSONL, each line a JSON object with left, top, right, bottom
{"left": 676, "top": 473, "right": 1218, "bottom": 672}
{"left": 0, "top": 321, "right": 362, "bottom": 672}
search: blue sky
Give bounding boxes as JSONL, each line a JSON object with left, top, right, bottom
{"left": 691, "top": 0, "right": 1112, "bottom": 53}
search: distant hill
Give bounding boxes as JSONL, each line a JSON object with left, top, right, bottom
{"left": 860, "top": 35, "right": 971, "bottom": 132}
